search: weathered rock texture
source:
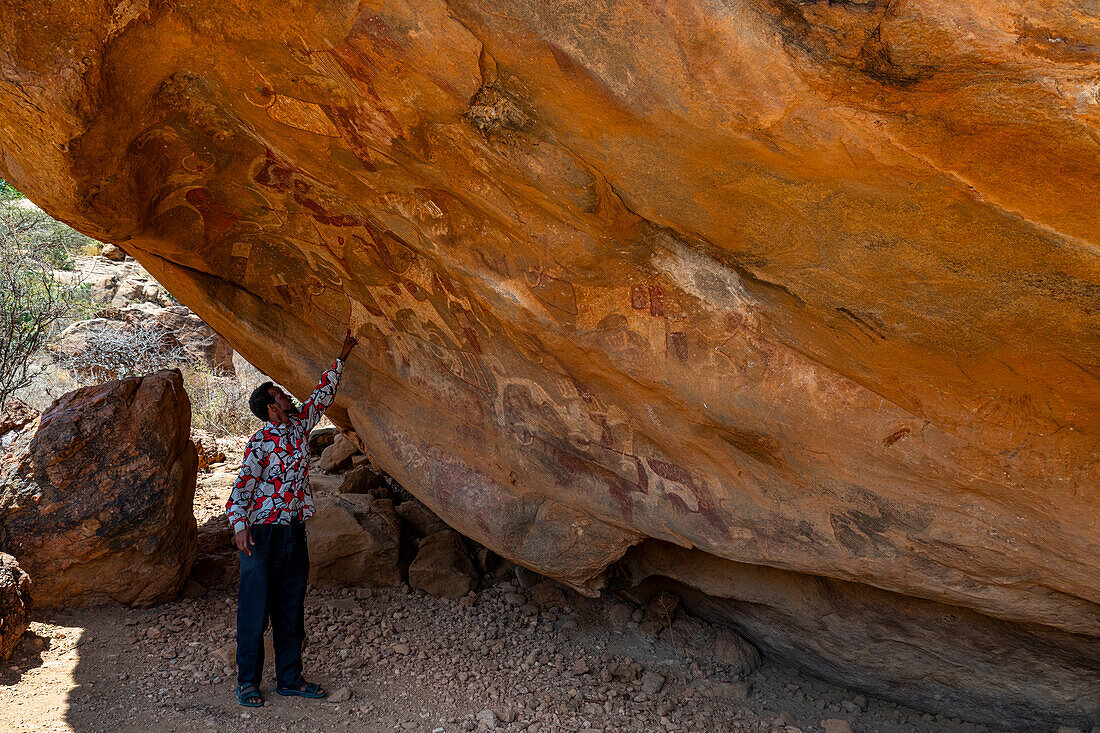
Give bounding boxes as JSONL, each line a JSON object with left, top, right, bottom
{"left": 409, "top": 530, "right": 478, "bottom": 599}
{"left": 0, "top": 552, "right": 31, "bottom": 660}
{"left": 0, "top": 370, "right": 198, "bottom": 608}
{"left": 0, "top": 2, "right": 1096, "bottom": 728}
{"left": 307, "top": 494, "right": 401, "bottom": 588}
{"left": 0, "top": 399, "right": 38, "bottom": 450}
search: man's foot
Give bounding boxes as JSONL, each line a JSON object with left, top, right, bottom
{"left": 236, "top": 683, "right": 264, "bottom": 707}
{"left": 275, "top": 680, "right": 326, "bottom": 698}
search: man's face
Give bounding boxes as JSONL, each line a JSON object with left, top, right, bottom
{"left": 267, "top": 386, "right": 294, "bottom": 420}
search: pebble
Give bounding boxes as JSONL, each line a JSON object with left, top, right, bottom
{"left": 327, "top": 686, "right": 351, "bottom": 703}
{"left": 640, "top": 671, "right": 665, "bottom": 695}
{"left": 476, "top": 707, "right": 499, "bottom": 728}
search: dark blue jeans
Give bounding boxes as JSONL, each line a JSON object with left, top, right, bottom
{"left": 236, "top": 521, "right": 309, "bottom": 689}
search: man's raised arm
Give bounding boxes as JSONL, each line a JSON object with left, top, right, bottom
{"left": 297, "top": 330, "right": 358, "bottom": 433}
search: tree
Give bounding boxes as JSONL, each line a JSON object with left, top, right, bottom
{"left": 0, "top": 206, "right": 79, "bottom": 408}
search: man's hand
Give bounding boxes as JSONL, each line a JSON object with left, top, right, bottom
{"left": 338, "top": 329, "right": 359, "bottom": 361}
{"left": 235, "top": 527, "right": 254, "bottom": 556}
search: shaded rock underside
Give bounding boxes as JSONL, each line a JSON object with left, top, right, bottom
{"left": 0, "top": 0, "right": 1096, "bottom": 728}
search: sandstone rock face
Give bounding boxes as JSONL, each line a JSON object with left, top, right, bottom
{"left": 0, "top": 371, "right": 198, "bottom": 608}
{"left": 0, "top": 552, "right": 32, "bottom": 660}
{"left": 307, "top": 495, "right": 401, "bottom": 588}
{"left": 0, "top": 2, "right": 1097, "bottom": 727}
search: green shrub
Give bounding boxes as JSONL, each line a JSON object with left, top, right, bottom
{"left": 0, "top": 179, "right": 21, "bottom": 201}
{"left": 0, "top": 236, "right": 78, "bottom": 407}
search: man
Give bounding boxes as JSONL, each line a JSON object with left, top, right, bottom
{"left": 226, "top": 330, "right": 358, "bottom": 707}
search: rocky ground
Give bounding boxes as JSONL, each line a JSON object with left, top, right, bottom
{"left": 0, "top": 475, "right": 1017, "bottom": 733}
{"left": 1, "top": 584, "right": 1005, "bottom": 733}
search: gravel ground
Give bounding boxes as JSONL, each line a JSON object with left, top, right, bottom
{"left": 1, "top": 578, "right": 1008, "bottom": 733}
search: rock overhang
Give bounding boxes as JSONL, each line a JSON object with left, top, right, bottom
{"left": 0, "top": 1, "right": 1097, "bottom": 728}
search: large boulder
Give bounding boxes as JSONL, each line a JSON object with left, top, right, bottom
{"left": 100, "top": 243, "right": 127, "bottom": 262}
{"left": 0, "top": 3, "right": 1097, "bottom": 728}
{"left": 0, "top": 552, "right": 32, "bottom": 660}
{"left": 306, "top": 494, "right": 401, "bottom": 587}
{"left": 307, "top": 427, "right": 339, "bottom": 457}
{"left": 0, "top": 370, "right": 198, "bottom": 608}
{"left": 142, "top": 305, "right": 235, "bottom": 374}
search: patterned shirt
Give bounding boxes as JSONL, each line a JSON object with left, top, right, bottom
{"left": 226, "top": 359, "right": 344, "bottom": 534}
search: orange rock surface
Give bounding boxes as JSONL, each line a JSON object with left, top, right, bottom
{"left": 0, "top": 1, "right": 1096, "bottom": 727}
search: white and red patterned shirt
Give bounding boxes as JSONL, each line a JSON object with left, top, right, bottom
{"left": 226, "top": 359, "right": 344, "bottom": 534}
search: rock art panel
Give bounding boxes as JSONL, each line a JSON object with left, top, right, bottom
{"left": 0, "top": 1, "right": 1097, "bottom": 727}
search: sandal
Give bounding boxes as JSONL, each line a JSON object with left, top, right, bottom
{"left": 236, "top": 683, "right": 264, "bottom": 707}
{"left": 276, "top": 680, "right": 326, "bottom": 698}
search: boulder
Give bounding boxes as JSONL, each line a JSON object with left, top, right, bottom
{"left": 0, "top": 399, "right": 38, "bottom": 451}
{"left": 100, "top": 243, "right": 126, "bottom": 262}
{"left": 643, "top": 591, "right": 681, "bottom": 627}
{"left": 2, "top": 2, "right": 1099, "bottom": 728}
{"left": 306, "top": 469, "right": 343, "bottom": 494}
{"left": 109, "top": 276, "right": 146, "bottom": 308}
{"left": 395, "top": 499, "right": 448, "bottom": 537}
{"left": 306, "top": 494, "right": 401, "bottom": 587}
{"left": 147, "top": 306, "right": 234, "bottom": 374}
{"left": 318, "top": 433, "right": 357, "bottom": 473}
{"left": 338, "top": 464, "right": 387, "bottom": 496}
{"left": 0, "top": 370, "right": 198, "bottom": 608}
{"left": 86, "top": 274, "right": 120, "bottom": 304}
{"left": 308, "top": 427, "right": 339, "bottom": 457}
{"left": 712, "top": 627, "right": 762, "bottom": 674}
{"left": 0, "top": 399, "right": 38, "bottom": 438}
{"left": 409, "top": 530, "right": 477, "bottom": 599}
{"left": 192, "top": 429, "right": 226, "bottom": 472}
{"left": 0, "top": 552, "right": 32, "bottom": 659}
{"left": 528, "top": 581, "right": 567, "bottom": 608}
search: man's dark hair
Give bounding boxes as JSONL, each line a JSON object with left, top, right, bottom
{"left": 248, "top": 381, "right": 276, "bottom": 422}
